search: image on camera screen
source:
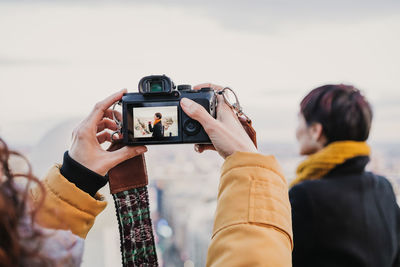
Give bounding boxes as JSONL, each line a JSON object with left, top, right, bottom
{"left": 133, "top": 106, "right": 178, "bottom": 139}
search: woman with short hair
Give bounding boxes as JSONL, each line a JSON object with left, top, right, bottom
{"left": 290, "top": 84, "right": 400, "bottom": 267}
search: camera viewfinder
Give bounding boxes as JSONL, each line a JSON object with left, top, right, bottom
{"left": 139, "top": 75, "right": 173, "bottom": 95}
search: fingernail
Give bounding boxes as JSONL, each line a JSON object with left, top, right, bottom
{"left": 180, "top": 98, "right": 193, "bottom": 110}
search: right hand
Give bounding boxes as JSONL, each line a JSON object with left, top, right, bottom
{"left": 180, "top": 84, "right": 257, "bottom": 159}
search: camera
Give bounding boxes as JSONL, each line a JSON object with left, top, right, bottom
{"left": 121, "top": 75, "right": 217, "bottom": 145}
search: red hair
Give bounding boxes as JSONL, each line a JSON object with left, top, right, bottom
{"left": 300, "top": 84, "right": 373, "bottom": 143}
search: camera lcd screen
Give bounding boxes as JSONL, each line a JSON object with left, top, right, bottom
{"left": 133, "top": 106, "right": 178, "bottom": 139}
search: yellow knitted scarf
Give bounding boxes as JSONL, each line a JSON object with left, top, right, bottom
{"left": 153, "top": 119, "right": 161, "bottom": 126}
{"left": 290, "top": 141, "right": 370, "bottom": 188}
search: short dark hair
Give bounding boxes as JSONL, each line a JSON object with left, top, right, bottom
{"left": 300, "top": 84, "right": 373, "bottom": 144}
{"left": 155, "top": 112, "right": 162, "bottom": 119}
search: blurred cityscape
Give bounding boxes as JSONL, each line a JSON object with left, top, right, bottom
{"left": 6, "top": 120, "right": 400, "bottom": 267}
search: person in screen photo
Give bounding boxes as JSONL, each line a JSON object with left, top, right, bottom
{"left": 148, "top": 112, "right": 164, "bottom": 139}
{"left": 133, "top": 106, "right": 178, "bottom": 138}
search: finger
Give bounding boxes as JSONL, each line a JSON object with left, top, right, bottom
{"left": 180, "top": 98, "right": 218, "bottom": 131}
{"left": 97, "top": 118, "right": 118, "bottom": 133}
{"left": 216, "top": 93, "right": 240, "bottom": 125}
{"left": 110, "top": 146, "right": 147, "bottom": 166}
{"left": 216, "top": 93, "right": 230, "bottom": 115}
{"left": 87, "top": 89, "right": 127, "bottom": 127}
{"left": 194, "top": 144, "right": 216, "bottom": 153}
{"left": 103, "top": 109, "right": 122, "bottom": 121}
{"left": 193, "top": 83, "right": 224, "bottom": 91}
{"left": 96, "top": 131, "right": 112, "bottom": 144}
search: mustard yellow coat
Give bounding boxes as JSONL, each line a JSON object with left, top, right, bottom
{"left": 31, "top": 152, "right": 293, "bottom": 266}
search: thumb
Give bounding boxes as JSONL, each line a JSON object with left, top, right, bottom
{"left": 110, "top": 146, "right": 147, "bottom": 166}
{"left": 180, "top": 98, "right": 217, "bottom": 129}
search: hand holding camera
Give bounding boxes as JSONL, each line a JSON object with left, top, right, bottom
{"left": 68, "top": 75, "right": 256, "bottom": 176}
{"left": 115, "top": 75, "right": 257, "bottom": 159}
{"left": 180, "top": 84, "right": 258, "bottom": 159}
{"left": 68, "top": 89, "right": 147, "bottom": 176}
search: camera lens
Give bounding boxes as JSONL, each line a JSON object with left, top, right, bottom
{"left": 183, "top": 119, "right": 201, "bottom": 136}
{"left": 149, "top": 81, "right": 163, "bottom": 92}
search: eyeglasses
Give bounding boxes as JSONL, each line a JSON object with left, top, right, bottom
{"left": 218, "top": 87, "right": 250, "bottom": 122}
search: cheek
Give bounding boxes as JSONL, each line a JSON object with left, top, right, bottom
{"left": 296, "top": 121, "right": 306, "bottom": 142}
{"left": 295, "top": 125, "right": 301, "bottom": 141}
{"left": 296, "top": 114, "right": 316, "bottom": 155}
{"left": 296, "top": 126, "right": 314, "bottom": 155}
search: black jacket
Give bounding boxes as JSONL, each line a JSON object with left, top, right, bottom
{"left": 148, "top": 121, "right": 163, "bottom": 139}
{"left": 290, "top": 156, "right": 400, "bottom": 267}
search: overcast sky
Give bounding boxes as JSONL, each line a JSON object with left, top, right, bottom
{"left": 0, "top": 1, "right": 399, "bottom": 146}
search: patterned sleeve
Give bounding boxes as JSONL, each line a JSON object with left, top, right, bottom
{"left": 113, "top": 186, "right": 158, "bottom": 267}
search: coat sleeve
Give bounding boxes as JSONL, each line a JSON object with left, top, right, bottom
{"left": 30, "top": 165, "right": 107, "bottom": 239}
{"left": 289, "top": 183, "right": 314, "bottom": 267}
{"left": 206, "top": 152, "right": 293, "bottom": 267}
{"left": 388, "top": 180, "right": 400, "bottom": 267}
{"left": 394, "top": 207, "right": 400, "bottom": 267}
{"left": 395, "top": 211, "right": 400, "bottom": 267}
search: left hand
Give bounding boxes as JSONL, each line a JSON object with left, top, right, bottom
{"left": 69, "top": 89, "right": 147, "bottom": 176}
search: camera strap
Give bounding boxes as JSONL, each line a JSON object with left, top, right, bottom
{"left": 219, "top": 87, "right": 258, "bottom": 148}
{"left": 107, "top": 141, "right": 158, "bottom": 266}
{"left": 238, "top": 115, "right": 257, "bottom": 148}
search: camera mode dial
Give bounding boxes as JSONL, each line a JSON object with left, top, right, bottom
{"left": 177, "top": 85, "right": 192, "bottom": 91}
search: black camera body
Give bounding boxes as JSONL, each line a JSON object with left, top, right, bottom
{"left": 121, "top": 75, "right": 217, "bottom": 145}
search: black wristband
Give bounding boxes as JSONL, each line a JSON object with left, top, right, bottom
{"left": 60, "top": 151, "right": 108, "bottom": 197}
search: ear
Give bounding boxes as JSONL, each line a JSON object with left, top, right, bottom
{"left": 309, "top": 122, "right": 327, "bottom": 145}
